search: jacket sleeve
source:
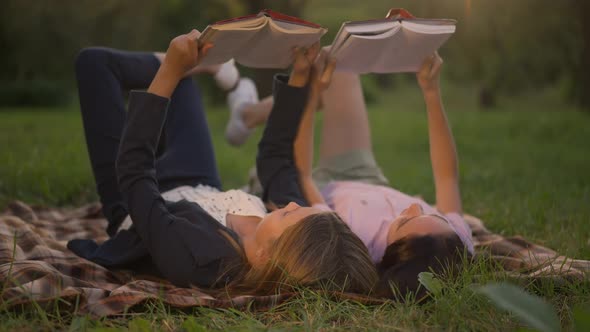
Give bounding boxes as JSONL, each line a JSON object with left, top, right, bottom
{"left": 115, "top": 91, "right": 232, "bottom": 287}
{"left": 256, "top": 74, "right": 310, "bottom": 208}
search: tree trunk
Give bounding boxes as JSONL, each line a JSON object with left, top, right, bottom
{"left": 574, "top": 1, "right": 590, "bottom": 111}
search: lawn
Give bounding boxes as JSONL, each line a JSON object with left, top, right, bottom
{"left": 1, "top": 81, "right": 589, "bottom": 330}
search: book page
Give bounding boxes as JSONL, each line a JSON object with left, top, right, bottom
{"left": 370, "top": 22, "right": 454, "bottom": 73}
{"left": 332, "top": 25, "right": 400, "bottom": 73}
{"left": 332, "top": 20, "right": 455, "bottom": 73}
{"left": 330, "top": 20, "right": 398, "bottom": 55}
{"left": 401, "top": 20, "right": 456, "bottom": 34}
{"left": 210, "top": 15, "right": 267, "bottom": 30}
{"left": 235, "top": 22, "right": 326, "bottom": 68}
{"left": 271, "top": 19, "right": 323, "bottom": 34}
{"left": 198, "top": 26, "right": 263, "bottom": 66}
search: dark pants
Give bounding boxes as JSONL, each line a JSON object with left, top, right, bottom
{"left": 75, "top": 47, "right": 222, "bottom": 236}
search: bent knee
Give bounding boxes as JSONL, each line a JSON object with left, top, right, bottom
{"left": 75, "top": 47, "right": 112, "bottom": 75}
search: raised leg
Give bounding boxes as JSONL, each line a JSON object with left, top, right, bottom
{"left": 75, "top": 47, "right": 221, "bottom": 235}
{"left": 318, "top": 72, "right": 372, "bottom": 162}
{"left": 155, "top": 77, "right": 221, "bottom": 192}
{"left": 238, "top": 72, "right": 373, "bottom": 159}
{"left": 76, "top": 47, "right": 161, "bottom": 234}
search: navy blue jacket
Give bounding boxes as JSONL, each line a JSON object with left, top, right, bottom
{"left": 68, "top": 75, "right": 310, "bottom": 288}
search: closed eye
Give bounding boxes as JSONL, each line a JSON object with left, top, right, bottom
{"left": 283, "top": 207, "right": 299, "bottom": 217}
{"left": 395, "top": 216, "right": 415, "bottom": 231}
{"left": 396, "top": 214, "right": 449, "bottom": 231}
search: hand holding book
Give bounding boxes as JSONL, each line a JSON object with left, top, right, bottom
{"left": 289, "top": 43, "right": 321, "bottom": 88}
{"left": 148, "top": 30, "right": 213, "bottom": 98}
{"left": 288, "top": 42, "right": 336, "bottom": 94}
{"left": 417, "top": 52, "right": 443, "bottom": 93}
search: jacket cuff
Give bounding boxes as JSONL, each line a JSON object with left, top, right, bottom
{"left": 267, "top": 74, "right": 310, "bottom": 136}
{"left": 273, "top": 74, "right": 309, "bottom": 110}
{"left": 125, "top": 91, "right": 169, "bottom": 141}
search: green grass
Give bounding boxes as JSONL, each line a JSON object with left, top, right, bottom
{"left": 1, "top": 82, "right": 589, "bottom": 330}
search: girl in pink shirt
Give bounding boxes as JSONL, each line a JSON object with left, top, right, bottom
{"left": 304, "top": 53, "right": 473, "bottom": 300}
{"left": 234, "top": 52, "right": 473, "bottom": 300}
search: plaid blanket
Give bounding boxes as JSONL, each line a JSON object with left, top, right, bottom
{"left": 1, "top": 200, "right": 588, "bottom": 317}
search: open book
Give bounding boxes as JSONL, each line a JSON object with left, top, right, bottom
{"left": 327, "top": 8, "right": 456, "bottom": 73}
{"left": 198, "top": 9, "right": 327, "bottom": 68}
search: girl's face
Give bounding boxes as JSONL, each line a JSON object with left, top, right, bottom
{"left": 254, "top": 202, "right": 320, "bottom": 251}
{"left": 386, "top": 203, "right": 455, "bottom": 245}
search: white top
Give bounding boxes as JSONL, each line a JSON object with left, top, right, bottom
{"left": 120, "top": 185, "right": 267, "bottom": 230}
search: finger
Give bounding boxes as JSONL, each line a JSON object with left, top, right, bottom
{"left": 305, "top": 42, "right": 321, "bottom": 62}
{"left": 315, "top": 48, "right": 327, "bottom": 66}
{"left": 430, "top": 56, "right": 443, "bottom": 77}
{"left": 309, "top": 65, "right": 320, "bottom": 82}
{"left": 420, "top": 54, "right": 435, "bottom": 72}
{"left": 293, "top": 47, "right": 309, "bottom": 67}
{"left": 187, "top": 29, "right": 201, "bottom": 41}
{"left": 320, "top": 58, "right": 337, "bottom": 86}
{"left": 200, "top": 43, "right": 214, "bottom": 58}
{"left": 293, "top": 47, "right": 305, "bottom": 60}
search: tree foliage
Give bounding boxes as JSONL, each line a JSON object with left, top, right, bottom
{"left": 0, "top": 0, "right": 587, "bottom": 109}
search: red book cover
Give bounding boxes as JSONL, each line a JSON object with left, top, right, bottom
{"left": 385, "top": 8, "right": 416, "bottom": 20}
{"left": 212, "top": 9, "right": 322, "bottom": 29}
{"left": 261, "top": 9, "right": 322, "bottom": 28}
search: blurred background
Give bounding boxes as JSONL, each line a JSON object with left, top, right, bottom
{"left": 0, "top": 0, "right": 588, "bottom": 111}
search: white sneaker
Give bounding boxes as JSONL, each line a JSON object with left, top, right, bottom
{"left": 225, "top": 78, "right": 259, "bottom": 146}
{"left": 213, "top": 59, "right": 239, "bottom": 91}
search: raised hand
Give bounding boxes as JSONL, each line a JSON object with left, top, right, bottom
{"left": 309, "top": 50, "right": 336, "bottom": 96}
{"left": 148, "top": 30, "right": 213, "bottom": 98}
{"left": 417, "top": 52, "right": 443, "bottom": 93}
{"left": 288, "top": 42, "right": 321, "bottom": 88}
{"left": 162, "top": 29, "right": 214, "bottom": 79}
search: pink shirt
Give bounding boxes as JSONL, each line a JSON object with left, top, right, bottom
{"left": 316, "top": 181, "right": 474, "bottom": 263}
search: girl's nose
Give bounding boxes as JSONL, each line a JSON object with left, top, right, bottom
{"left": 285, "top": 201, "right": 300, "bottom": 211}
{"left": 404, "top": 203, "right": 424, "bottom": 218}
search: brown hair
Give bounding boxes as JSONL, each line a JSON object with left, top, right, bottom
{"left": 375, "top": 233, "right": 471, "bottom": 301}
{"left": 218, "top": 212, "right": 378, "bottom": 297}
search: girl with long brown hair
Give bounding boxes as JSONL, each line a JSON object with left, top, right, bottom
{"left": 68, "top": 30, "right": 378, "bottom": 295}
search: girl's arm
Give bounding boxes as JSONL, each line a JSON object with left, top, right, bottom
{"left": 255, "top": 52, "right": 312, "bottom": 208}
{"left": 292, "top": 47, "right": 336, "bottom": 205}
{"left": 115, "top": 31, "right": 235, "bottom": 287}
{"left": 417, "top": 53, "right": 462, "bottom": 214}
{"left": 255, "top": 45, "right": 334, "bottom": 208}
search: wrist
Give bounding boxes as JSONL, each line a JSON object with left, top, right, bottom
{"left": 421, "top": 85, "right": 441, "bottom": 98}
{"left": 147, "top": 64, "right": 183, "bottom": 98}
{"left": 288, "top": 70, "right": 310, "bottom": 88}
{"left": 160, "top": 62, "right": 185, "bottom": 81}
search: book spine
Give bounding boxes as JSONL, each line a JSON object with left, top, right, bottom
{"left": 261, "top": 9, "right": 323, "bottom": 28}
{"left": 212, "top": 13, "right": 260, "bottom": 25}
{"left": 199, "top": 27, "right": 215, "bottom": 43}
